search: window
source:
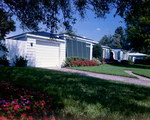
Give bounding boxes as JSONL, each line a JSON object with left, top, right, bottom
{"left": 66, "top": 38, "right": 91, "bottom": 59}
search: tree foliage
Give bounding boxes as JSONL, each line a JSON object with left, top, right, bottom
{"left": 0, "top": 0, "right": 146, "bottom": 37}
{"left": 125, "top": 0, "right": 150, "bottom": 54}
{"left": 126, "top": 17, "right": 150, "bottom": 54}
{"left": 1, "top": 0, "right": 149, "bottom": 54}
{"left": 99, "top": 35, "right": 113, "bottom": 47}
{"left": 0, "top": 8, "right": 15, "bottom": 52}
{"left": 0, "top": 9, "right": 16, "bottom": 40}
{"left": 99, "top": 26, "right": 128, "bottom": 49}
{"left": 93, "top": 44, "right": 103, "bottom": 62}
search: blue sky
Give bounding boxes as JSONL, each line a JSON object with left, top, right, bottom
{"left": 8, "top": 9, "right": 126, "bottom": 42}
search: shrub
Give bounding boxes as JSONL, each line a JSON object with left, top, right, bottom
{"left": 13, "top": 55, "right": 28, "bottom": 66}
{"left": 134, "top": 56, "right": 150, "bottom": 65}
{"left": 112, "top": 60, "right": 118, "bottom": 64}
{"left": 92, "top": 57, "right": 101, "bottom": 66}
{"left": 93, "top": 44, "right": 103, "bottom": 62}
{"left": 69, "top": 60, "right": 97, "bottom": 67}
{"left": 121, "top": 60, "right": 129, "bottom": 64}
{"left": 64, "top": 56, "right": 88, "bottom": 67}
{"left": 0, "top": 54, "right": 10, "bottom": 66}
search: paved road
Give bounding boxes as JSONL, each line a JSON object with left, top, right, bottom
{"left": 49, "top": 68, "right": 150, "bottom": 87}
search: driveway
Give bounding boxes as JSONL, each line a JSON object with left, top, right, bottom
{"left": 49, "top": 68, "right": 150, "bottom": 87}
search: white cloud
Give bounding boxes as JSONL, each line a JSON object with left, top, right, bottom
{"left": 97, "top": 28, "right": 101, "bottom": 31}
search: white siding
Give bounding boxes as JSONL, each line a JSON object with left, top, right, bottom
{"left": 59, "top": 42, "right": 66, "bottom": 67}
{"left": 5, "top": 39, "right": 27, "bottom": 66}
{"left": 26, "top": 38, "right": 36, "bottom": 66}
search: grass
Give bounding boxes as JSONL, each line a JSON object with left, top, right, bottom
{"left": 1, "top": 67, "right": 150, "bottom": 119}
{"left": 70, "top": 64, "right": 150, "bottom": 78}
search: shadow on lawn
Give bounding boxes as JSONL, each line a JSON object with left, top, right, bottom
{"left": 107, "top": 63, "right": 150, "bottom": 70}
{"left": 1, "top": 67, "right": 150, "bottom": 119}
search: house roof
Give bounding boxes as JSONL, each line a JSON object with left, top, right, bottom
{"left": 129, "top": 53, "right": 148, "bottom": 56}
{"left": 101, "top": 45, "right": 111, "bottom": 49}
{"left": 7, "top": 32, "right": 96, "bottom": 43}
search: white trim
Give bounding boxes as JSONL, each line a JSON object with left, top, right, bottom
{"left": 26, "top": 34, "right": 65, "bottom": 42}
{"left": 63, "top": 34, "right": 96, "bottom": 43}
{"left": 90, "top": 43, "right": 93, "bottom": 60}
{"left": 7, "top": 34, "right": 25, "bottom": 39}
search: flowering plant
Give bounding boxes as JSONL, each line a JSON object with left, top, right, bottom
{"left": 0, "top": 81, "right": 55, "bottom": 120}
{"left": 69, "top": 60, "right": 97, "bottom": 67}
{"left": 103, "top": 58, "right": 109, "bottom": 63}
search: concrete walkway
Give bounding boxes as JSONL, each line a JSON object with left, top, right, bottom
{"left": 49, "top": 68, "right": 150, "bottom": 87}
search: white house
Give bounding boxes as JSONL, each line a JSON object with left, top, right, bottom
{"left": 0, "top": 32, "right": 95, "bottom": 68}
{"left": 128, "top": 53, "right": 148, "bottom": 62}
{"left": 101, "top": 45, "right": 110, "bottom": 59}
{"left": 111, "top": 48, "right": 129, "bottom": 62}
{"left": 101, "top": 45, "right": 129, "bottom": 61}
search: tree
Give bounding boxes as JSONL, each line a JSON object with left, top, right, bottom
{"left": 93, "top": 44, "right": 103, "bottom": 62}
{"left": 126, "top": 17, "right": 150, "bottom": 54}
{"left": 99, "top": 34, "right": 113, "bottom": 47}
{"left": 0, "top": 9, "right": 16, "bottom": 40}
{"left": 111, "top": 33, "right": 122, "bottom": 48}
{"left": 0, "top": 8, "right": 15, "bottom": 52}
{"left": 59, "top": 30, "right": 77, "bottom": 35}
{"left": 114, "top": 26, "right": 127, "bottom": 48}
{"left": 100, "top": 26, "right": 128, "bottom": 49}
{"left": 125, "top": 0, "right": 150, "bottom": 54}
{"left": 0, "top": 0, "right": 146, "bottom": 38}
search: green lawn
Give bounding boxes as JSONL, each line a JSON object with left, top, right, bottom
{"left": 70, "top": 64, "right": 150, "bottom": 78}
{"left": 1, "top": 67, "right": 150, "bottom": 119}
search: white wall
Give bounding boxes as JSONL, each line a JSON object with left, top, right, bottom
{"left": 26, "top": 36, "right": 66, "bottom": 68}
{"left": 59, "top": 42, "right": 66, "bottom": 67}
{"left": 102, "top": 48, "right": 110, "bottom": 59}
{"left": 5, "top": 38, "right": 27, "bottom": 66}
{"left": 26, "top": 38, "right": 36, "bottom": 66}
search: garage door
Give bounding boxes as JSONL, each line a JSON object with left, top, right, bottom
{"left": 36, "top": 41, "right": 59, "bottom": 67}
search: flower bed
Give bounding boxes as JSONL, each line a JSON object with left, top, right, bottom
{"left": 69, "top": 60, "right": 97, "bottom": 67}
{"left": 0, "top": 81, "right": 55, "bottom": 120}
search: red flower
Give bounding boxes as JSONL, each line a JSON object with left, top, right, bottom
{"left": 26, "top": 106, "right": 31, "bottom": 110}
{"left": 2, "top": 107, "right": 8, "bottom": 111}
{"left": 43, "top": 114, "right": 48, "bottom": 120}
{"left": 13, "top": 100, "right": 17, "bottom": 103}
{"left": 13, "top": 105, "right": 20, "bottom": 111}
{"left": 51, "top": 117, "right": 56, "bottom": 120}
{"left": 38, "top": 105, "right": 41, "bottom": 108}
{"left": 22, "top": 113, "right": 27, "bottom": 117}
{"left": 36, "top": 101, "right": 39, "bottom": 104}
{"left": 5, "top": 104, "right": 10, "bottom": 107}
{"left": 0, "top": 116, "right": 5, "bottom": 120}
{"left": 35, "top": 113, "right": 39, "bottom": 116}
{"left": 29, "top": 116, "right": 33, "bottom": 120}
{"left": 42, "top": 100, "right": 46, "bottom": 105}
{"left": 33, "top": 109, "right": 37, "bottom": 113}
{"left": 40, "top": 102, "right": 42, "bottom": 106}
{"left": 8, "top": 114, "right": 14, "bottom": 119}
{"left": 27, "top": 95, "right": 31, "bottom": 97}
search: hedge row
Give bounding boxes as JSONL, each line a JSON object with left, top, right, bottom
{"left": 69, "top": 60, "right": 97, "bottom": 67}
